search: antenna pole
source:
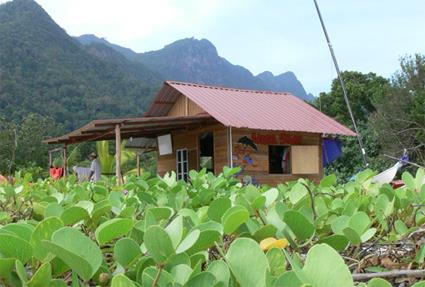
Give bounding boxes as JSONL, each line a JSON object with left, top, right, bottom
{"left": 313, "top": 0, "right": 368, "bottom": 166}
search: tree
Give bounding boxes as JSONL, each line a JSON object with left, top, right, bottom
{"left": 369, "top": 54, "right": 425, "bottom": 165}
{"left": 0, "top": 113, "right": 64, "bottom": 175}
{"left": 315, "top": 71, "right": 390, "bottom": 180}
{"left": 316, "top": 71, "right": 389, "bottom": 126}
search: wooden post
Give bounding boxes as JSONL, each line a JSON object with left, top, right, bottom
{"left": 115, "top": 124, "right": 122, "bottom": 184}
{"left": 63, "top": 144, "right": 67, "bottom": 178}
{"left": 227, "top": 126, "right": 233, "bottom": 168}
{"left": 49, "top": 151, "right": 52, "bottom": 167}
{"left": 136, "top": 153, "right": 141, "bottom": 177}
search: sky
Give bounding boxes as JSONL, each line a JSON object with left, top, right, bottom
{"left": 2, "top": 0, "right": 425, "bottom": 96}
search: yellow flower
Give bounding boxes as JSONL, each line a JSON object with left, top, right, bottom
{"left": 260, "top": 237, "right": 289, "bottom": 251}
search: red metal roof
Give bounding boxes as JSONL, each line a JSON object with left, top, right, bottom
{"left": 146, "top": 81, "right": 356, "bottom": 136}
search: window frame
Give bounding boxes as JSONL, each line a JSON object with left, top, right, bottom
{"left": 268, "top": 145, "right": 292, "bottom": 175}
{"left": 176, "top": 148, "right": 189, "bottom": 181}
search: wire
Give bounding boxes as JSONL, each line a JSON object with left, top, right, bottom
{"left": 313, "top": 0, "right": 368, "bottom": 167}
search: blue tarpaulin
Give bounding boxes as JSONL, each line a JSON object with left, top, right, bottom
{"left": 322, "top": 138, "right": 342, "bottom": 166}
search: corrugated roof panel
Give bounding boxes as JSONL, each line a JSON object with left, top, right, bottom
{"left": 162, "top": 81, "right": 355, "bottom": 136}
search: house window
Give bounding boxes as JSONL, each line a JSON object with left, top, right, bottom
{"left": 268, "top": 145, "right": 291, "bottom": 174}
{"left": 176, "top": 149, "right": 188, "bottom": 181}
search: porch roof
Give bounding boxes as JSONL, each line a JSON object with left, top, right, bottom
{"left": 44, "top": 114, "right": 215, "bottom": 145}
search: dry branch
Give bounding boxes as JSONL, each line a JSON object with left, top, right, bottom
{"left": 353, "top": 269, "right": 425, "bottom": 281}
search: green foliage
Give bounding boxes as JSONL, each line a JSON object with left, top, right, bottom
{"left": 316, "top": 71, "right": 389, "bottom": 126}
{"left": 96, "top": 140, "right": 136, "bottom": 175}
{"left": 0, "top": 168, "right": 425, "bottom": 286}
{"left": 0, "top": 113, "right": 64, "bottom": 175}
{"left": 370, "top": 54, "right": 425, "bottom": 167}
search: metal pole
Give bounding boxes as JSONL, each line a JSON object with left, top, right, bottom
{"left": 313, "top": 0, "right": 368, "bottom": 167}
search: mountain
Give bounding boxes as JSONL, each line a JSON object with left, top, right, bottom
{"left": 0, "top": 0, "right": 313, "bottom": 135}
{"left": 76, "top": 36, "right": 314, "bottom": 101}
{"left": 0, "top": 0, "right": 161, "bottom": 130}
{"left": 77, "top": 34, "right": 139, "bottom": 62}
{"left": 256, "top": 71, "right": 313, "bottom": 101}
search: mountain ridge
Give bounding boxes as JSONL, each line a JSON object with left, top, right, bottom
{"left": 76, "top": 35, "right": 314, "bottom": 101}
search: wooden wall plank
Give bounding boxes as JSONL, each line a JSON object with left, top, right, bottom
{"left": 167, "top": 94, "right": 206, "bottom": 117}
{"left": 231, "top": 128, "right": 322, "bottom": 185}
{"left": 156, "top": 125, "right": 323, "bottom": 185}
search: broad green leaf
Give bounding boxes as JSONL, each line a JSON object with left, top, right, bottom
{"left": 91, "top": 200, "right": 112, "bottom": 225}
{"left": 28, "top": 262, "right": 52, "bottom": 287}
{"left": 330, "top": 215, "right": 350, "bottom": 235}
{"left": 142, "top": 266, "right": 174, "bottom": 287}
{"left": 95, "top": 218, "right": 133, "bottom": 245}
{"left": 171, "top": 264, "right": 192, "bottom": 285}
{"left": 30, "top": 217, "right": 64, "bottom": 261}
{"left": 114, "top": 238, "right": 142, "bottom": 268}
{"left": 402, "top": 171, "right": 415, "bottom": 191}
{"left": 144, "top": 225, "right": 175, "bottom": 264}
{"left": 0, "top": 211, "right": 11, "bottom": 223}
{"left": 207, "top": 260, "right": 230, "bottom": 287}
{"left": 284, "top": 210, "right": 314, "bottom": 241}
{"left": 394, "top": 219, "right": 409, "bottom": 235}
{"left": 348, "top": 212, "right": 370, "bottom": 235}
{"left": 252, "top": 224, "right": 277, "bottom": 241}
{"left": 111, "top": 274, "right": 136, "bottom": 287}
{"left": 186, "top": 230, "right": 221, "bottom": 255}
{"left": 0, "top": 233, "right": 32, "bottom": 263}
{"left": 0, "top": 258, "right": 15, "bottom": 279}
{"left": 302, "top": 244, "right": 353, "bottom": 287}
{"left": 222, "top": 205, "right": 249, "bottom": 234}
{"left": 264, "top": 188, "right": 279, "bottom": 207}
{"left": 416, "top": 168, "right": 425, "bottom": 189}
{"left": 15, "top": 259, "right": 28, "bottom": 283}
{"left": 375, "top": 194, "right": 393, "bottom": 217}
{"left": 275, "top": 271, "right": 302, "bottom": 287}
{"left": 1, "top": 223, "right": 34, "bottom": 241}
{"left": 267, "top": 248, "right": 286, "bottom": 276}
{"left": 184, "top": 271, "right": 216, "bottom": 287}
{"left": 148, "top": 207, "right": 174, "bottom": 221}
{"left": 360, "top": 228, "right": 376, "bottom": 243}
{"left": 41, "top": 227, "right": 103, "bottom": 281}
{"left": 179, "top": 208, "right": 200, "bottom": 225}
{"left": 60, "top": 206, "right": 89, "bottom": 226}
{"left": 317, "top": 235, "right": 349, "bottom": 251}
{"left": 343, "top": 227, "right": 362, "bottom": 245}
{"left": 367, "top": 278, "right": 392, "bottom": 287}
{"left": 288, "top": 182, "right": 308, "bottom": 205}
{"left": 165, "top": 215, "right": 183, "bottom": 249}
{"left": 44, "top": 203, "right": 64, "bottom": 218}
{"left": 208, "top": 197, "right": 231, "bottom": 222}
{"left": 319, "top": 174, "right": 337, "bottom": 188}
{"left": 416, "top": 245, "right": 425, "bottom": 264}
{"left": 50, "top": 279, "right": 68, "bottom": 287}
{"left": 412, "top": 282, "right": 425, "bottom": 287}
{"left": 226, "top": 238, "right": 269, "bottom": 287}
{"left": 176, "top": 230, "right": 200, "bottom": 254}
{"left": 75, "top": 201, "right": 94, "bottom": 214}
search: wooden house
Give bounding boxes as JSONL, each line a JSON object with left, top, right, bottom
{"left": 45, "top": 81, "right": 355, "bottom": 185}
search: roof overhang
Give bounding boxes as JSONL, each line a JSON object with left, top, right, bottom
{"left": 44, "top": 114, "right": 216, "bottom": 145}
